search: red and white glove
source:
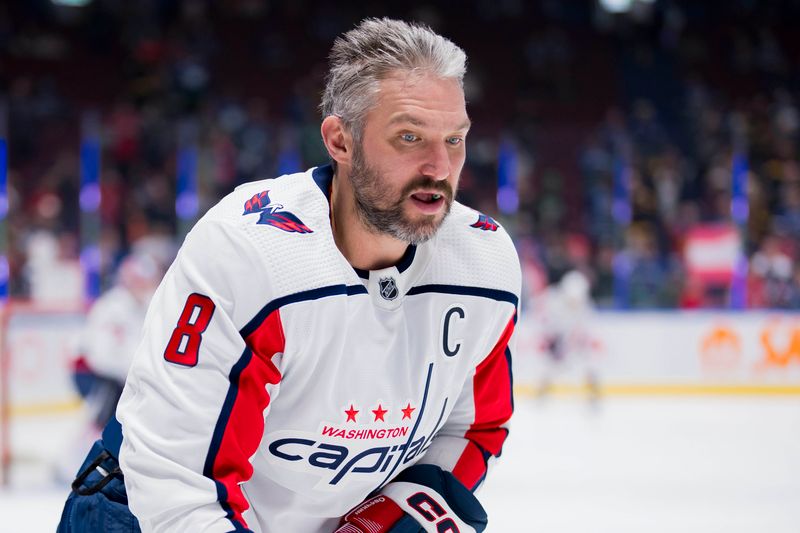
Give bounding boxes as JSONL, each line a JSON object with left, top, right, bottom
{"left": 333, "top": 494, "right": 409, "bottom": 533}
{"left": 334, "top": 464, "right": 487, "bottom": 533}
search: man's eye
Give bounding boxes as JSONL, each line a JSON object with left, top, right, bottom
{"left": 447, "top": 137, "right": 463, "bottom": 145}
{"left": 401, "top": 133, "right": 419, "bottom": 142}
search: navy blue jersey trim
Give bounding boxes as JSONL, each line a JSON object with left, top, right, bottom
{"left": 311, "top": 164, "right": 333, "bottom": 200}
{"left": 411, "top": 397, "right": 448, "bottom": 465}
{"left": 346, "top": 284, "right": 368, "bottom": 296}
{"left": 240, "top": 284, "right": 368, "bottom": 338}
{"left": 351, "top": 245, "right": 416, "bottom": 280}
{"left": 396, "top": 245, "right": 417, "bottom": 273}
{"left": 506, "top": 346, "right": 515, "bottom": 412}
{"left": 203, "top": 347, "right": 253, "bottom": 531}
{"left": 406, "top": 284, "right": 518, "bottom": 308}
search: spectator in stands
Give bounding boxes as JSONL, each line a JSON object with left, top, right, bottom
{"left": 4, "top": 0, "right": 800, "bottom": 309}
{"left": 749, "top": 234, "right": 795, "bottom": 308}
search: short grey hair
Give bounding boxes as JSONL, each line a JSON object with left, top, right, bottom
{"left": 321, "top": 17, "right": 467, "bottom": 142}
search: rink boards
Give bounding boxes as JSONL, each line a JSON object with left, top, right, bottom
{"left": 514, "top": 309, "right": 800, "bottom": 394}
{"left": 2, "top": 306, "right": 800, "bottom": 419}
{"left": 0, "top": 304, "right": 86, "bottom": 417}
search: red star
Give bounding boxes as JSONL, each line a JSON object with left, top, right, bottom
{"left": 372, "top": 404, "right": 388, "bottom": 422}
{"left": 344, "top": 405, "right": 359, "bottom": 423}
{"left": 401, "top": 403, "right": 416, "bottom": 420}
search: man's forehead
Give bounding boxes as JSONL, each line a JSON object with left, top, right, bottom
{"left": 387, "top": 112, "right": 471, "bottom": 131}
{"left": 362, "top": 72, "right": 470, "bottom": 131}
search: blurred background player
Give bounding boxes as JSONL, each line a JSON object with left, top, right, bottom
{"left": 59, "top": 252, "right": 163, "bottom": 482}
{"left": 536, "top": 270, "right": 600, "bottom": 404}
{"left": 73, "top": 252, "right": 163, "bottom": 431}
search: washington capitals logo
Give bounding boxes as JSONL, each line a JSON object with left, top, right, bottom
{"left": 470, "top": 213, "right": 499, "bottom": 232}
{"left": 243, "top": 190, "right": 313, "bottom": 234}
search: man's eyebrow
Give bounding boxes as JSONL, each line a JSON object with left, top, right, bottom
{"left": 388, "top": 113, "right": 428, "bottom": 127}
{"left": 388, "top": 113, "right": 472, "bottom": 131}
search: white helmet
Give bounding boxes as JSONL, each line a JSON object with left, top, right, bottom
{"left": 559, "top": 270, "right": 590, "bottom": 302}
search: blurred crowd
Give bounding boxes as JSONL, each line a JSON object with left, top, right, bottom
{"left": 2, "top": 0, "right": 799, "bottom": 309}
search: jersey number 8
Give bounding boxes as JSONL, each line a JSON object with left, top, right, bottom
{"left": 163, "top": 293, "right": 216, "bottom": 367}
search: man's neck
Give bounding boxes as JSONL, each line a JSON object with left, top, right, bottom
{"left": 330, "top": 170, "right": 408, "bottom": 272}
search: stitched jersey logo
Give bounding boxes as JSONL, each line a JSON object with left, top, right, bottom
{"left": 265, "top": 397, "right": 447, "bottom": 489}
{"left": 243, "top": 190, "right": 313, "bottom": 234}
{"left": 379, "top": 277, "right": 399, "bottom": 301}
{"left": 470, "top": 213, "right": 498, "bottom": 232}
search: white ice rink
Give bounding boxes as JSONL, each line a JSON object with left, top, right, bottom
{"left": 2, "top": 395, "right": 798, "bottom": 532}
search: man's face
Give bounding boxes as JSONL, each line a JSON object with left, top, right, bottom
{"left": 348, "top": 72, "right": 470, "bottom": 244}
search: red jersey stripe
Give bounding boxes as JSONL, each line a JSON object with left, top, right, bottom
{"left": 211, "top": 309, "right": 286, "bottom": 526}
{"left": 452, "top": 313, "right": 515, "bottom": 489}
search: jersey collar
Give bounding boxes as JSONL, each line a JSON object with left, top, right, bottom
{"left": 311, "top": 164, "right": 434, "bottom": 308}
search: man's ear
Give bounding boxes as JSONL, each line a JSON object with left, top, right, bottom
{"left": 321, "top": 115, "right": 353, "bottom": 167}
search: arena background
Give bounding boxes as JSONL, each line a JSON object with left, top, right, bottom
{"left": 0, "top": 1, "right": 798, "bottom": 531}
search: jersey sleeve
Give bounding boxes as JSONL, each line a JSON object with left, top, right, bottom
{"left": 408, "top": 217, "right": 521, "bottom": 495}
{"left": 418, "top": 306, "right": 517, "bottom": 492}
{"left": 117, "top": 218, "right": 284, "bottom": 533}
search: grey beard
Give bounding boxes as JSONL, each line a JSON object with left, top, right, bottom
{"left": 354, "top": 194, "right": 444, "bottom": 244}
{"left": 349, "top": 147, "right": 453, "bottom": 244}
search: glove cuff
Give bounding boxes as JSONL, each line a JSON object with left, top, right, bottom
{"left": 381, "top": 464, "right": 487, "bottom": 533}
{"left": 335, "top": 495, "right": 406, "bottom": 533}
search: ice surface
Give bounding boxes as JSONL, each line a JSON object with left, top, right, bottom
{"left": 2, "top": 395, "right": 798, "bottom": 532}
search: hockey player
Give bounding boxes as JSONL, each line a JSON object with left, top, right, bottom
{"left": 56, "top": 252, "right": 162, "bottom": 484}
{"left": 536, "top": 270, "right": 600, "bottom": 403}
{"left": 59, "top": 17, "right": 520, "bottom": 533}
{"left": 74, "top": 252, "right": 163, "bottom": 429}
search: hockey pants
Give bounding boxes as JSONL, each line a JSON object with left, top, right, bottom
{"left": 57, "top": 418, "right": 140, "bottom": 532}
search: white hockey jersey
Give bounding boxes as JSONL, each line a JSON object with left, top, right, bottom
{"left": 117, "top": 165, "right": 521, "bottom": 533}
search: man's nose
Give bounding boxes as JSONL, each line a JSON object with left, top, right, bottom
{"left": 420, "top": 142, "right": 450, "bottom": 181}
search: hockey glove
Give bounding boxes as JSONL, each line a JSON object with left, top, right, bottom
{"left": 333, "top": 494, "right": 420, "bottom": 533}
{"left": 335, "top": 464, "right": 488, "bottom": 533}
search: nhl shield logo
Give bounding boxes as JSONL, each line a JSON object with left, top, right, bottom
{"left": 378, "top": 277, "right": 398, "bottom": 301}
